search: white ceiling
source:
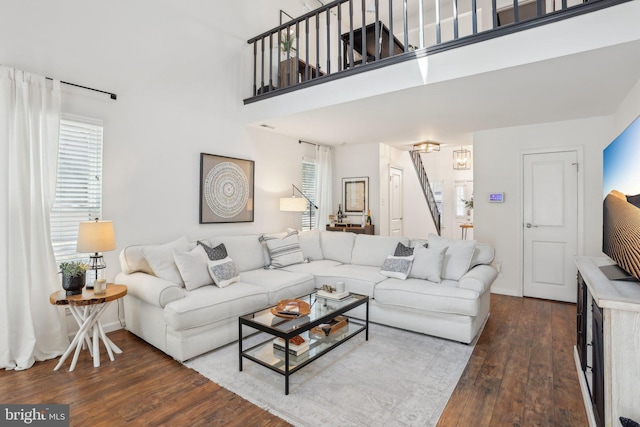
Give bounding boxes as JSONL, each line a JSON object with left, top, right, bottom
{"left": 251, "top": 38, "right": 640, "bottom": 148}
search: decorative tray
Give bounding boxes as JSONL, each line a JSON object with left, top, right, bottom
{"left": 311, "top": 315, "right": 348, "bottom": 336}
{"left": 271, "top": 299, "right": 311, "bottom": 319}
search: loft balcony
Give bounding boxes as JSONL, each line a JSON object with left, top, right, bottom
{"left": 244, "top": 0, "right": 630, "bottom": 104}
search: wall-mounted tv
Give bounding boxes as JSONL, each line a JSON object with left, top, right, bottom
{"left": 602, "top": 114, "right": 640, "bottom": 281}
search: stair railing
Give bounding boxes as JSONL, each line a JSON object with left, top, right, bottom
{"left": 409, "top": 150, "right": 441, "bottom": 235}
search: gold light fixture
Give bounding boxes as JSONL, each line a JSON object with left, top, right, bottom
{"left": 413, "top": 141, "right": 440, "bottom": 153}
{"left": 453, "top": 147, "right": 471, "bottom": 170}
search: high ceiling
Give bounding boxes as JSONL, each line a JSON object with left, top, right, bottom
{"left": 249, "top": 38, "right": 640, "bottom": 148}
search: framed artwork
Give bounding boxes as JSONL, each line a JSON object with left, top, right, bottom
{"left": 342, "top": 177, "right": 369, "bottom": 214}
{"left": 200, "top": 153, "right": 255, "bottom": 224}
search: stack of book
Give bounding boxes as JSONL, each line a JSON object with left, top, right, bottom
{"left": 317, "top": 289, "right": 349, "bottom": 300}
{"left": 273, "top": 335, "right": 309, "bottom": 356}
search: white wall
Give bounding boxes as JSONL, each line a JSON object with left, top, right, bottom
{"left": 474, "top": 116, "right": 612, "bottom": 296}
{"left": 332, "top": 143, "right": 381, "bottom": 231}
{"left": 613, "top": 77, "right": 640, "bottom": 135}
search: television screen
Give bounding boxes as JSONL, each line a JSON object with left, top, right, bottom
{"left": 602, "top": 115, "right": 640, "bottom": 281}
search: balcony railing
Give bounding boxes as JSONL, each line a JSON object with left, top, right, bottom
{"left": 245, "top": 0, "right": 628, "bottom": 104}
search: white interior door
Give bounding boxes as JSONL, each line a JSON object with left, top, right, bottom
{"left": 523, "top": 150, "right": 578, "bottom": 303}
{"left": 389, "top": 167, "right": 403, "bottom": 236}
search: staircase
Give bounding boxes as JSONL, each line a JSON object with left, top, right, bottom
{"left": 409, "top": 150, "right": 441, "bottom": 235}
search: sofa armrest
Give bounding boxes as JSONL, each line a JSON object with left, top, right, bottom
{"left": 458, "top": 264, "right": 498, "bottom": 294}
{"left": 114, "top": 271, "right": 185, "bottom": 308}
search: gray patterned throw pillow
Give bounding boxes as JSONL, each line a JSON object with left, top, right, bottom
{"left": 394, "top": 242, "right": 415, "bottom": 257}
{"left": 198, "top": 241, "right": 228, "bottom": 261}
{"left": 380, "top": 255, "right": 414, "bottom": 280}
{"left": 207, "top": 257, "right": 240, "bottom": 288}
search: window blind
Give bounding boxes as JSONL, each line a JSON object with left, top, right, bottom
{"left": 301, "top": 160, "right": 317, "bottom": 231}
{"left": 50, "top": 116, "right": 104, "bottom": 263}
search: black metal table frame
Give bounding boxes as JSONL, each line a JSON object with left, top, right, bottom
{"left": 238, "top": 292, "right": 369, "bottom": 395}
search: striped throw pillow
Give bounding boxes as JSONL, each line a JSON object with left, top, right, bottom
{"left": 260, "top": 230, "right": 305, "bottom": 268}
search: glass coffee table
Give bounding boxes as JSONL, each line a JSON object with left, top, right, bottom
{"left": 239, "top": 291, "right": 369, "bottom": 394}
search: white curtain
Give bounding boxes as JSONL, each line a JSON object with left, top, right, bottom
{"left": 314, "top": 145, "right": 333, "bottom": 230}
{"left": 0, "top": 66, "right": 69, "bottom": 370}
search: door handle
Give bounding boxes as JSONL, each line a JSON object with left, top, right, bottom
{"left": 526, "top": 223, "right": 539, "bottom": 228}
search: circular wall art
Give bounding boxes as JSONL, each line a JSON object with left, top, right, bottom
{"left": 204, "top": 162, "right": 250, "bottom": 218}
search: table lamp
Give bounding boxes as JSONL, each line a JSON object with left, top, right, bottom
{"left": 77, "top": 218, "right": 116, "bottom": 288}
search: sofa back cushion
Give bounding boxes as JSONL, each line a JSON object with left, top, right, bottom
{"left": 351, "top": 235, "right": 410, "bottom": 267}
{"left": 428, "top": 233, "right": 476, "bottom": 281}
{"left": 141, "top": 236, "right": 192, "bottom": 286}
{"left": 297, "top": 229, "right": 324, "bottom": 260}
{"left": 471, "top": 243, "right": 495, "bottom": 267}
{"left": 319, "top": 231, "right": 356, "bottom": 264}
{"left": 211, "top": 234, "right": 267, "bottom": 272}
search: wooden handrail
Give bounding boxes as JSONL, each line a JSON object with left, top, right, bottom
{"left": 409, "top": 150, "right": 441, "bottom": 235}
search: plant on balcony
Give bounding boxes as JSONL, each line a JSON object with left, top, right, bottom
{"left": 280, "top": 28, "right": 296, "bottom": 55}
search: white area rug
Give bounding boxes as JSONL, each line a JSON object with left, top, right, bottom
{"left": 185, "top": 323, "right": 474, "bottom": 427}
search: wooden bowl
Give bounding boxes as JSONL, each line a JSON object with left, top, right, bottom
{"left": 271, "top": 299, "right": 311, "bottom": 319}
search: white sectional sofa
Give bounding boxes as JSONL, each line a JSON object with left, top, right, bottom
{"left": 115, "top": 230, "right": 497, "bottom": 362}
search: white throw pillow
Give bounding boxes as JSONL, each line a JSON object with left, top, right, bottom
{"left": 380, "top": 255, "right": 414, "bottom": 280}
{"left": 141, "top": 236, "right": 190, "bottom": 286}
{"left": 260, "top": 230, "right": 305, "bottom": 268}
{"left": 207, "top": 257, "right": 240, "bottom": 288}
{"left": 409, "top": 245, "right": 446, "bottom": 282}
{"left": 174, "top": 245, "right": 212, "bottom": 291}
{"left": 427, "top": 233, "right": 476, "bottom": 280}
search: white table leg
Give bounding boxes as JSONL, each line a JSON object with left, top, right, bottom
{"left": 97, "top": 322, "right": 116, "bottom": 361}
{"left": 54, "top": 302, "right": 110, "bottom": 371}
{"left": 93, "top": 318, "right": 100, "bottom": 367}
{"left": 68, "top": 306, "right": 93, "bottom": 357}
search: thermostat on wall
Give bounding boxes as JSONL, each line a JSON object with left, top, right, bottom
{"left": 489, "top": 193, "right": 505, "bottom": 203}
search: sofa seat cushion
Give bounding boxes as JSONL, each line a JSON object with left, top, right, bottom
{"left": 239, "top": 269, "right": 315, "bottom": 305}
{"left": 313, "top": 264, "right": 387, "bottom": 297}
{"left": 374, "top": 278, "right": 481, "bottom": 317}
{"left": 281, "top": 259, "right": 342, "bottom": 275}
{"left": 164, "top": 282, "right": 268, "bottom": 331}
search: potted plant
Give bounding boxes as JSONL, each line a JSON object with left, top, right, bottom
{"left": 461, "top": 196, "right": 474, "bottom": 223}
{"left": 59, "top": 261, "right": 88, "bottom": 296}
{"left": 280, "top": 28, "right": 296, "bottom": 55}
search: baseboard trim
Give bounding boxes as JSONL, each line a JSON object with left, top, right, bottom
{"left": 490, "top": 287, "right": 520, "bottom": 297}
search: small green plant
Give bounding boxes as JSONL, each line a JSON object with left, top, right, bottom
{"left": 461, "top": 196, "right": 474, "bottom": 210}
{"left": 59, "top": 261, "right": 88, "bottom": 278}
{"left": 280, "top": 28, "right": 296, "bottom": 53}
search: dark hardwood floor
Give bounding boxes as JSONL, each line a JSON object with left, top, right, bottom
{"left": 0, "top": 294, "right": 586, "bottom": 426}
{"left": 438, "top": 294, "right": 587, "bottom": 426}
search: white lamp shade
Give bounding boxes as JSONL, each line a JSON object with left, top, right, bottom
{"left": 77, "top": 220, "right": 116, "bottom": 253}
{"left": 280, "top": 197, "right": 307, "bottom": 212}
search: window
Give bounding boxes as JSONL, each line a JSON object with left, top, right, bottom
{"left": 301, "top": 160, "right": 317, "bottom": 231}
{"left": 50, "top": 115, "right": 104, "bottom": 263}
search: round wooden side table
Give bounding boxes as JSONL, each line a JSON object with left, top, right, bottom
{"left": 49, "top": 284, "right": 127, "bottom": 371}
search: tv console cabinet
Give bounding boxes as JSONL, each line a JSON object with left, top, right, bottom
{"left": 574, "top": 257, "right": 640, "bottom": 427}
